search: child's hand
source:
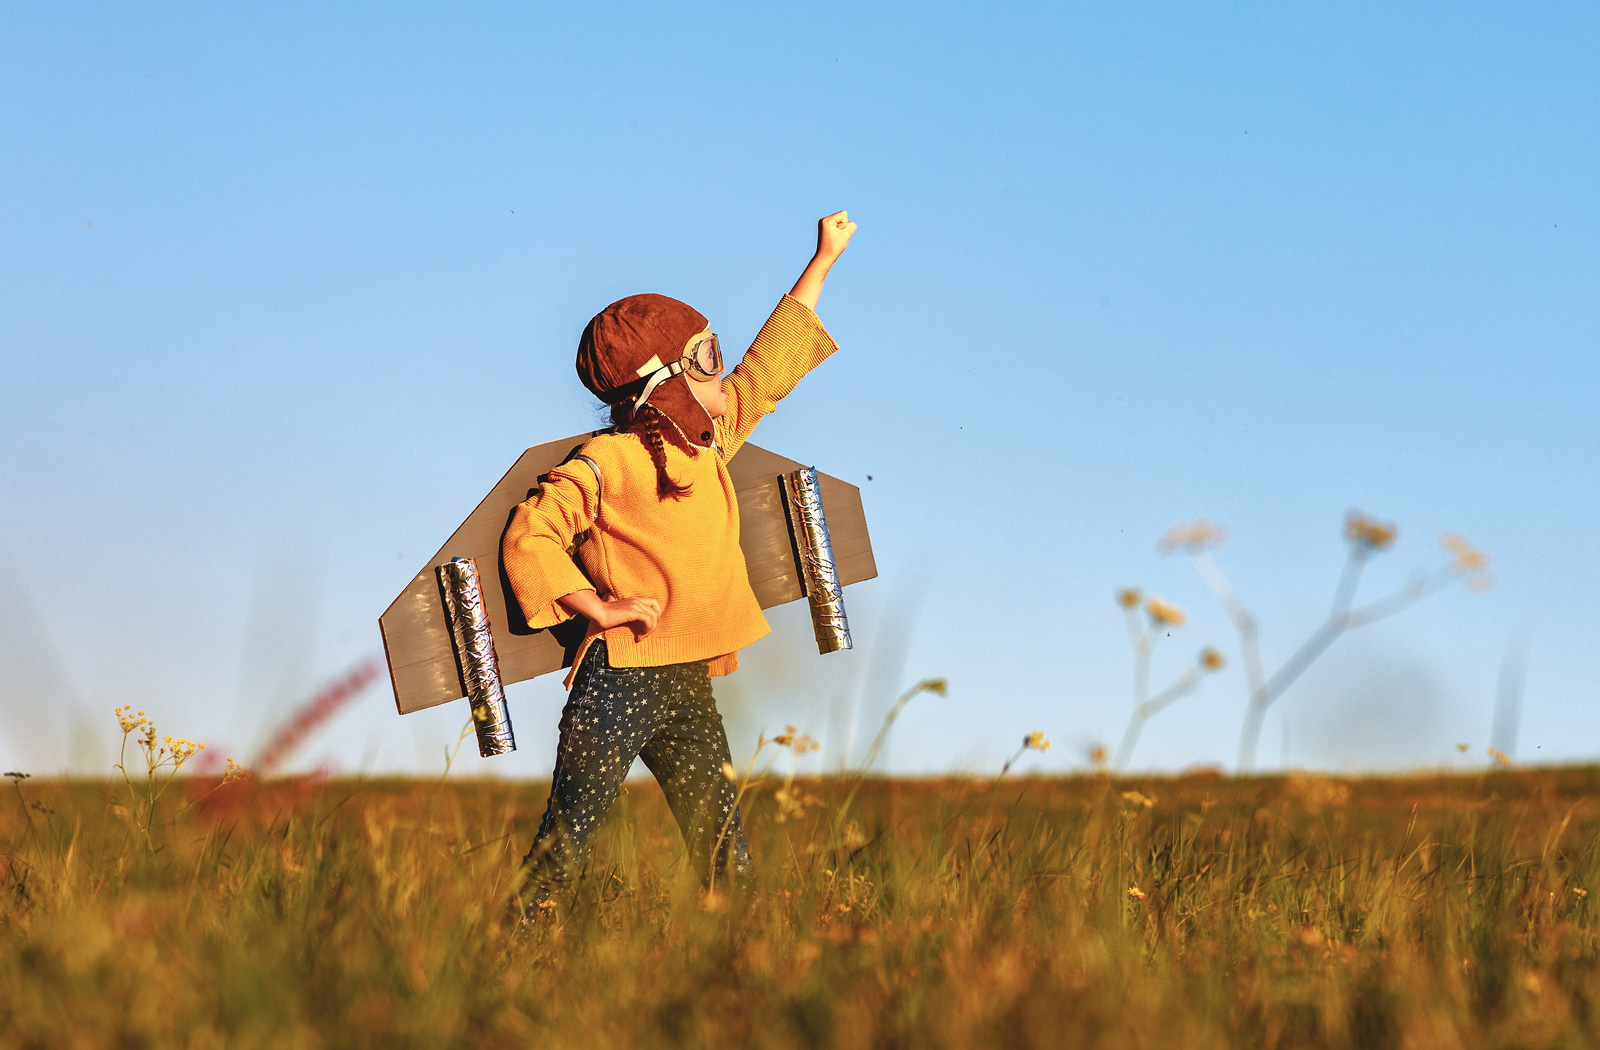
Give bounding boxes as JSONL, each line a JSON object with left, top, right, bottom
{"left": 815, "top": 210, "right": 857, "bottom": 261}
{"left": 593, "top": 595, "right": 661, "bottom": 639}
{"left": 559, "top": 589, "right": 661, "bottom": 639}
{"left": 791, "top": 211, "right": 856, "bottom": 309}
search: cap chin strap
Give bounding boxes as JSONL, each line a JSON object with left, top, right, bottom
{"left": 632, "top": 359, "right": 686, "bottom": 413}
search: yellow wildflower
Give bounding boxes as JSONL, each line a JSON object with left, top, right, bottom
{"left": 772, "top": 726, "right": 821, "bottom": 754}
{"left": 721, "top": 761, "right": 738, "bottom": 783}
{"left": 1440, "top": 533, "right": 1489, "bottom": 571}
{"left": 1199, "top": 648, "right": 1225, "bottom": 671}
{"left": 1488, "top": 748, "right": 1512, "bottom": 768}
{"left": 221, "top": 757, "right": 251, "bottom": 785}
{"left": 1285, "top": 773, "right": 1351, "bottom": 811}
{"left": 1456, "top": 743, "right": 1470, "bottom": 754}
{"left": 1158, "top": 518, "right": 1229, "bottom": 554}
{"left": 1127, "top": 886, "right": 1147, "bottom": 901}
{"left": 1087, "top": 744, "right": 1109, "bottom": 769}
{"left": 773, "top": 786, "right": 816, "bottom": 823}
{"left": 1115, "top": 587, "right": 1141, "bottom": 610}
{"left": 1122, "top": 790, "right": 1157, "bottom": 809}
{"left": 1144, "top": 596, "right": 1186, "bottom": 627}
{"left": 1344, "top": 510, "right": 1397, "bottom": 551}
{"left": 1023, "top": 731, "right": 1051, "bottom": 753}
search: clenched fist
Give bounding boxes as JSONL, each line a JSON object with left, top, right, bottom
{"left": 816, "top": 210, "right": 857, "bottom": 261}
{"left": 789, "top": 209, "right": 857, "bottom": 309}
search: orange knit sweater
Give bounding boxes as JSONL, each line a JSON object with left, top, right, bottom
{"left": 502, "top": 294, "right": 839, "bottom": 685}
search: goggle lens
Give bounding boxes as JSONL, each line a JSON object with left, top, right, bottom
{"left": 686, "top": 335, "right": 723, "bottom": 378}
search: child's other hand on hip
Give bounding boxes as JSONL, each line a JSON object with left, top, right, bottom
{"left": 595, "top": 596, "right": 661, "bottom": 639}
{"left": 816, "top": 210, "right": 856, "bottom": 260}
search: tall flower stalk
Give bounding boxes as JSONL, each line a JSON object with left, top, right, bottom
{"left": 1161, "top": 514, "right": 1493, "bottom": 771}
{"left": 831, "top": 678, "right": 947, "bottom": 835}
{"left": 113, "top": 707, "right": 247, "bottom": 852}
{"left": 1000, "top": 731, "right": 1051, "bottom": 777}
{"left": 1110, "top": 590, "right": 1224, "bottom": 770}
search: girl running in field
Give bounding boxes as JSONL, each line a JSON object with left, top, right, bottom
{"left": 503, "top": 211, "right": 857, "bottom": 895}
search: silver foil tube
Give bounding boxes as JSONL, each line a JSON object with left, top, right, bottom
{"left": 783, "top": 466, "right": 853, "bottom": 654}
{"left": 437, "top": 557, "right": 516, "bottom": 757}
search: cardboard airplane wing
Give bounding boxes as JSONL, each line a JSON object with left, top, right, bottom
{"left": 380, "top": 435, "right": 876, "bottom": 715}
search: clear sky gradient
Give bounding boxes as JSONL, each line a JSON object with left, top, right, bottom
{"left": 2, "top": 2, "right": 1596, "bottom": 777}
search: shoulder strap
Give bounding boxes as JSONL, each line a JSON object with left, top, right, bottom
{"left": 555, "top": 431, "right": 611, "bottom": 521}
{"left": 570, "top": 454, "right": 602, "bottom": 520}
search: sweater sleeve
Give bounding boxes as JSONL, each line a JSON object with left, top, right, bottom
{"left": 718, "top": 294, "right": 839, "bottom": 461}
{"left": 501, "top": 461, "right": 600, "bottom": 630}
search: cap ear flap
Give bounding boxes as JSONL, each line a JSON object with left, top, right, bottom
{"left": 647, "top": 373, "right": 716, "bottom": 448}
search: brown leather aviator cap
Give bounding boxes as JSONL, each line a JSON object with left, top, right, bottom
{"left": 576, "top": 293, "right": 716, "bottom": 448}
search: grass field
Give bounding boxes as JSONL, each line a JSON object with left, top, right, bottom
{"left": 5, "top": 762, "right": 1600, "bottom": 1049}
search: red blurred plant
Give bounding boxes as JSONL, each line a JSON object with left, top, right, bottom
{"left": 253, "top": 657, "right": 382, "bottom": 775}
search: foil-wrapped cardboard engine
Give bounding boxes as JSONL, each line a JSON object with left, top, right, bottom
{"left": 783, "top": 466, "right": 852, "bottom": 654}
{"left": 437, "top": 557, "right": 516, "bottom": 757}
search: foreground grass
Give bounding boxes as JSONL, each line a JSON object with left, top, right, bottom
{"left": 4, "top": 769, "right": 1600, "bottom": 1048}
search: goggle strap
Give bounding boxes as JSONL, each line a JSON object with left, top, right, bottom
{"left": 632, "top": 359, "right": 686, "bottom": 413}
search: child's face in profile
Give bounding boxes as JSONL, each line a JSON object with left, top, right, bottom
{"left": 682, "top": 327, "right": 728, "bottom": 419}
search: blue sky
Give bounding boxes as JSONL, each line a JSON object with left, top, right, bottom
{"left": 2, "top": 2, "right": 1595, "bottom": 777}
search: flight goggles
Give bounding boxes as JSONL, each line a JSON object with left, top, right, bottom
{"left": 682, "top": 334, "right": 723, "bottom": 379}
{"left": 627, "top": 334, "right": 724, "bottom": 412}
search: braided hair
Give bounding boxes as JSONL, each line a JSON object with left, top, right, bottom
{"left": 610, "top": 402, "right": 692, "bottom": 499}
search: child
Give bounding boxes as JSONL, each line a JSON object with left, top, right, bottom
{"left": 503, "top": 211, "right": 857, "bottom": 892}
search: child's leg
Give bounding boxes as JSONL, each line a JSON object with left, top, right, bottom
{"left": 637, "top": 665, "right": 752, "bottom": 885}
{"left": 522, "top": 641, "right": 672, "bottom": 889}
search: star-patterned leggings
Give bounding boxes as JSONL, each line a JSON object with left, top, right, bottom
{"left": 522, "top": 639, "right": 752, "bottom": 887}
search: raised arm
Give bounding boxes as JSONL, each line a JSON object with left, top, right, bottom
{"left": 710, "top": 213, "right": 854, "bottom": 459}
{"left": 787, "top": 210, "right": 857, "bottom": 310}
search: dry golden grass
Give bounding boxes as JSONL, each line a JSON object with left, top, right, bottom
{"left": 5, "top": 768, "right": 1600, "bottom": 1048}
